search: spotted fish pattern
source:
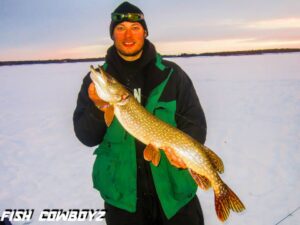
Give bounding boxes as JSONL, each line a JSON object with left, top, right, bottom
{"left": 90, "top": 65, "right": 245, "bottom": 222}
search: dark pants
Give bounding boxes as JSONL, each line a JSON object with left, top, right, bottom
{"left": 104, "top": 195, "right": 204, "bottom": 225}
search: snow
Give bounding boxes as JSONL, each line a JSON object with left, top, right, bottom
{"left": 0, "top": 53, "right": 299, "bottom": 225}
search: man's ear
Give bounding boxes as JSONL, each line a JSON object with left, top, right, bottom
{"left": 144, "top": 30, "right": 148, "bottom": 38}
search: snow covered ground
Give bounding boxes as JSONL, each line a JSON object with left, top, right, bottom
{"left": 0, "top": 53, "right": 299, "bottom": 225}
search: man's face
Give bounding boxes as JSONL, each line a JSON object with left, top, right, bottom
{"left": 113, "top": 21, "right": 146, "bottom": 58}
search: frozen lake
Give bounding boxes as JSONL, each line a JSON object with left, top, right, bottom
{"left": 0, "top": 53, "right": 299, "bottom": 225}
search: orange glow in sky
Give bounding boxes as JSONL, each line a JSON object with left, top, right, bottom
{"left": 1, "top": 1, "right": 299, "bottom": 62}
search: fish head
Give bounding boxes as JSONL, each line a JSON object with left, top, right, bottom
{"left": 90, "top": 65, "right": 130, "bottom": 105}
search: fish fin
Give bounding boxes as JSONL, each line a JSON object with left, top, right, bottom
{"left": 152, "top": 149, "right": 161, "bottom": 166}
{"left": 226, "top": 185, "right": 246, "bottom": 213}
{"left": 189, "top": 169, "right": 211, "bottom": 190}
{"left": 143, "top": 144, "right": 153, "bottom": 162}
{"left": 104, "top": 105, "right": 114, "bottom": 127}
{"left": 214, "top": 184, "right": 245, "bottom": 222}
{"left": 163, "top": 147, "right": 187, "bottom": 169}
{"left": 143, "top": 144, "right": 161, "bottom": 166}
{"left": 203, "top": 146, "right": 224, "bottom": 173}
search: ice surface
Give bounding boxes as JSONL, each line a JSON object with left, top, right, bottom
{"left": 0, "top": 53, "right": 299, "bottom": 224}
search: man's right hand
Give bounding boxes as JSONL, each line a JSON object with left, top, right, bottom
{"left": 88, "top": 82, "right": 107, "bottom": 109}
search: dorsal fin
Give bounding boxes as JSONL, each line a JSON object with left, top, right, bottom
{"left": 203, "top": 146, "right": 224, "bottom": 173}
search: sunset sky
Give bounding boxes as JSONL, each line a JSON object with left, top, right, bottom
{"left": 1, "top": 0, "right": 300, "bottom": 61}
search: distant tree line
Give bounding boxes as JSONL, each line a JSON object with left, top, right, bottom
{"left": 1, "top": 48, "right": 300, "bottom": 66}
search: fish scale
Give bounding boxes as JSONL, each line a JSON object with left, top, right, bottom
{"left": 90, "top": 65, "right": 245, "bottom": 222}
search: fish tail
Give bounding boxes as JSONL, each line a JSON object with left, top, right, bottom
{"left": 214, "top": 184, "right": 245, "bottom": 222}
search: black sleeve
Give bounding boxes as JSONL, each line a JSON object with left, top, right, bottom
{"left": 73, "top": 73, "right": 107, "bottom": 147}
{"left": 175, "top": 67, "right": 207, "bottom": 144}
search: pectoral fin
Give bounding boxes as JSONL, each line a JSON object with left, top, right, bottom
{"left": 143, "top": 144, "right": 161, "bottom": 166}
{"left": 203, "top": 146, "right": 224, "bottom": 173}
{"left": 103, "top": 105, "right": 114, "bottom": 127}
{"left": 93, "top": 98, "right": 114, "bottom": 127}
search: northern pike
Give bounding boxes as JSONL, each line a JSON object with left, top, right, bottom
{"left": 89, "top": 65, "right": 245, "bottom": 222}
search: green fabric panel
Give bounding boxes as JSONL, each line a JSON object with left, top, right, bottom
{"left": 145, "top": 68, "right": 197, "bottom": 219}
{"left": 155, "top": 54, "right": 166, "bottom": 71}
{"left": 93, "top": 129, "right": 137, "bottom": 212}
{"left": 102, "top": 62, "right": 108, "bottom": 70}
{"left": 92, "top": 58, "right": 197, "bottom": 219}
{"left": 147, "top": 99, "right": 197, "bottom": 219}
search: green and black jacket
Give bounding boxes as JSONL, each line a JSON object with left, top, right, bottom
{"left": 73, "top": 40, "right": 207, "bottom": 219}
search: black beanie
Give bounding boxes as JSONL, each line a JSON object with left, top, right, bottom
{"left": 110, "top": 1, "right": 148, "bottom": 39}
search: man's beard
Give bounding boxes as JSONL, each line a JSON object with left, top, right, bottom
{"left": 117, "top": 46, "right": 143, "bottom": 57}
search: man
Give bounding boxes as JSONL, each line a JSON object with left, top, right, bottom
{"left": 73, "top": 2, "right": 207, "bottom": 225}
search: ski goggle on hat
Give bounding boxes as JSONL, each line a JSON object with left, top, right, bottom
{"left": 111, "top": 13, "right": 144, "bottom": 22}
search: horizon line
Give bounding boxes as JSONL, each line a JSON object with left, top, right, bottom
{"left": 1, "top": 48, "right": 300, "bottom": 66}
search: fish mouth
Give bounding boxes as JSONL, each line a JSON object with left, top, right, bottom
{"left": 90, "top": 65, "right": 107, "bottom": 86}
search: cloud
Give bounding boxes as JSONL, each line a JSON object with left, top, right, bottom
{"left": 0, "top": 43, "right": 111, "bottom": 61}
{"left": 57, "top": 44, "right": 110, "bottom": 58}
{"left": 155, "top": 38, "right": 300, "bottom": 55}
{"left": 245, "top": 17, "right": 300, "bottom": 29}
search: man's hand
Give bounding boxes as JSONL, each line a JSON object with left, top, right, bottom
{"left": 88, "top": 82, "right": 107, "bottom": 108}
